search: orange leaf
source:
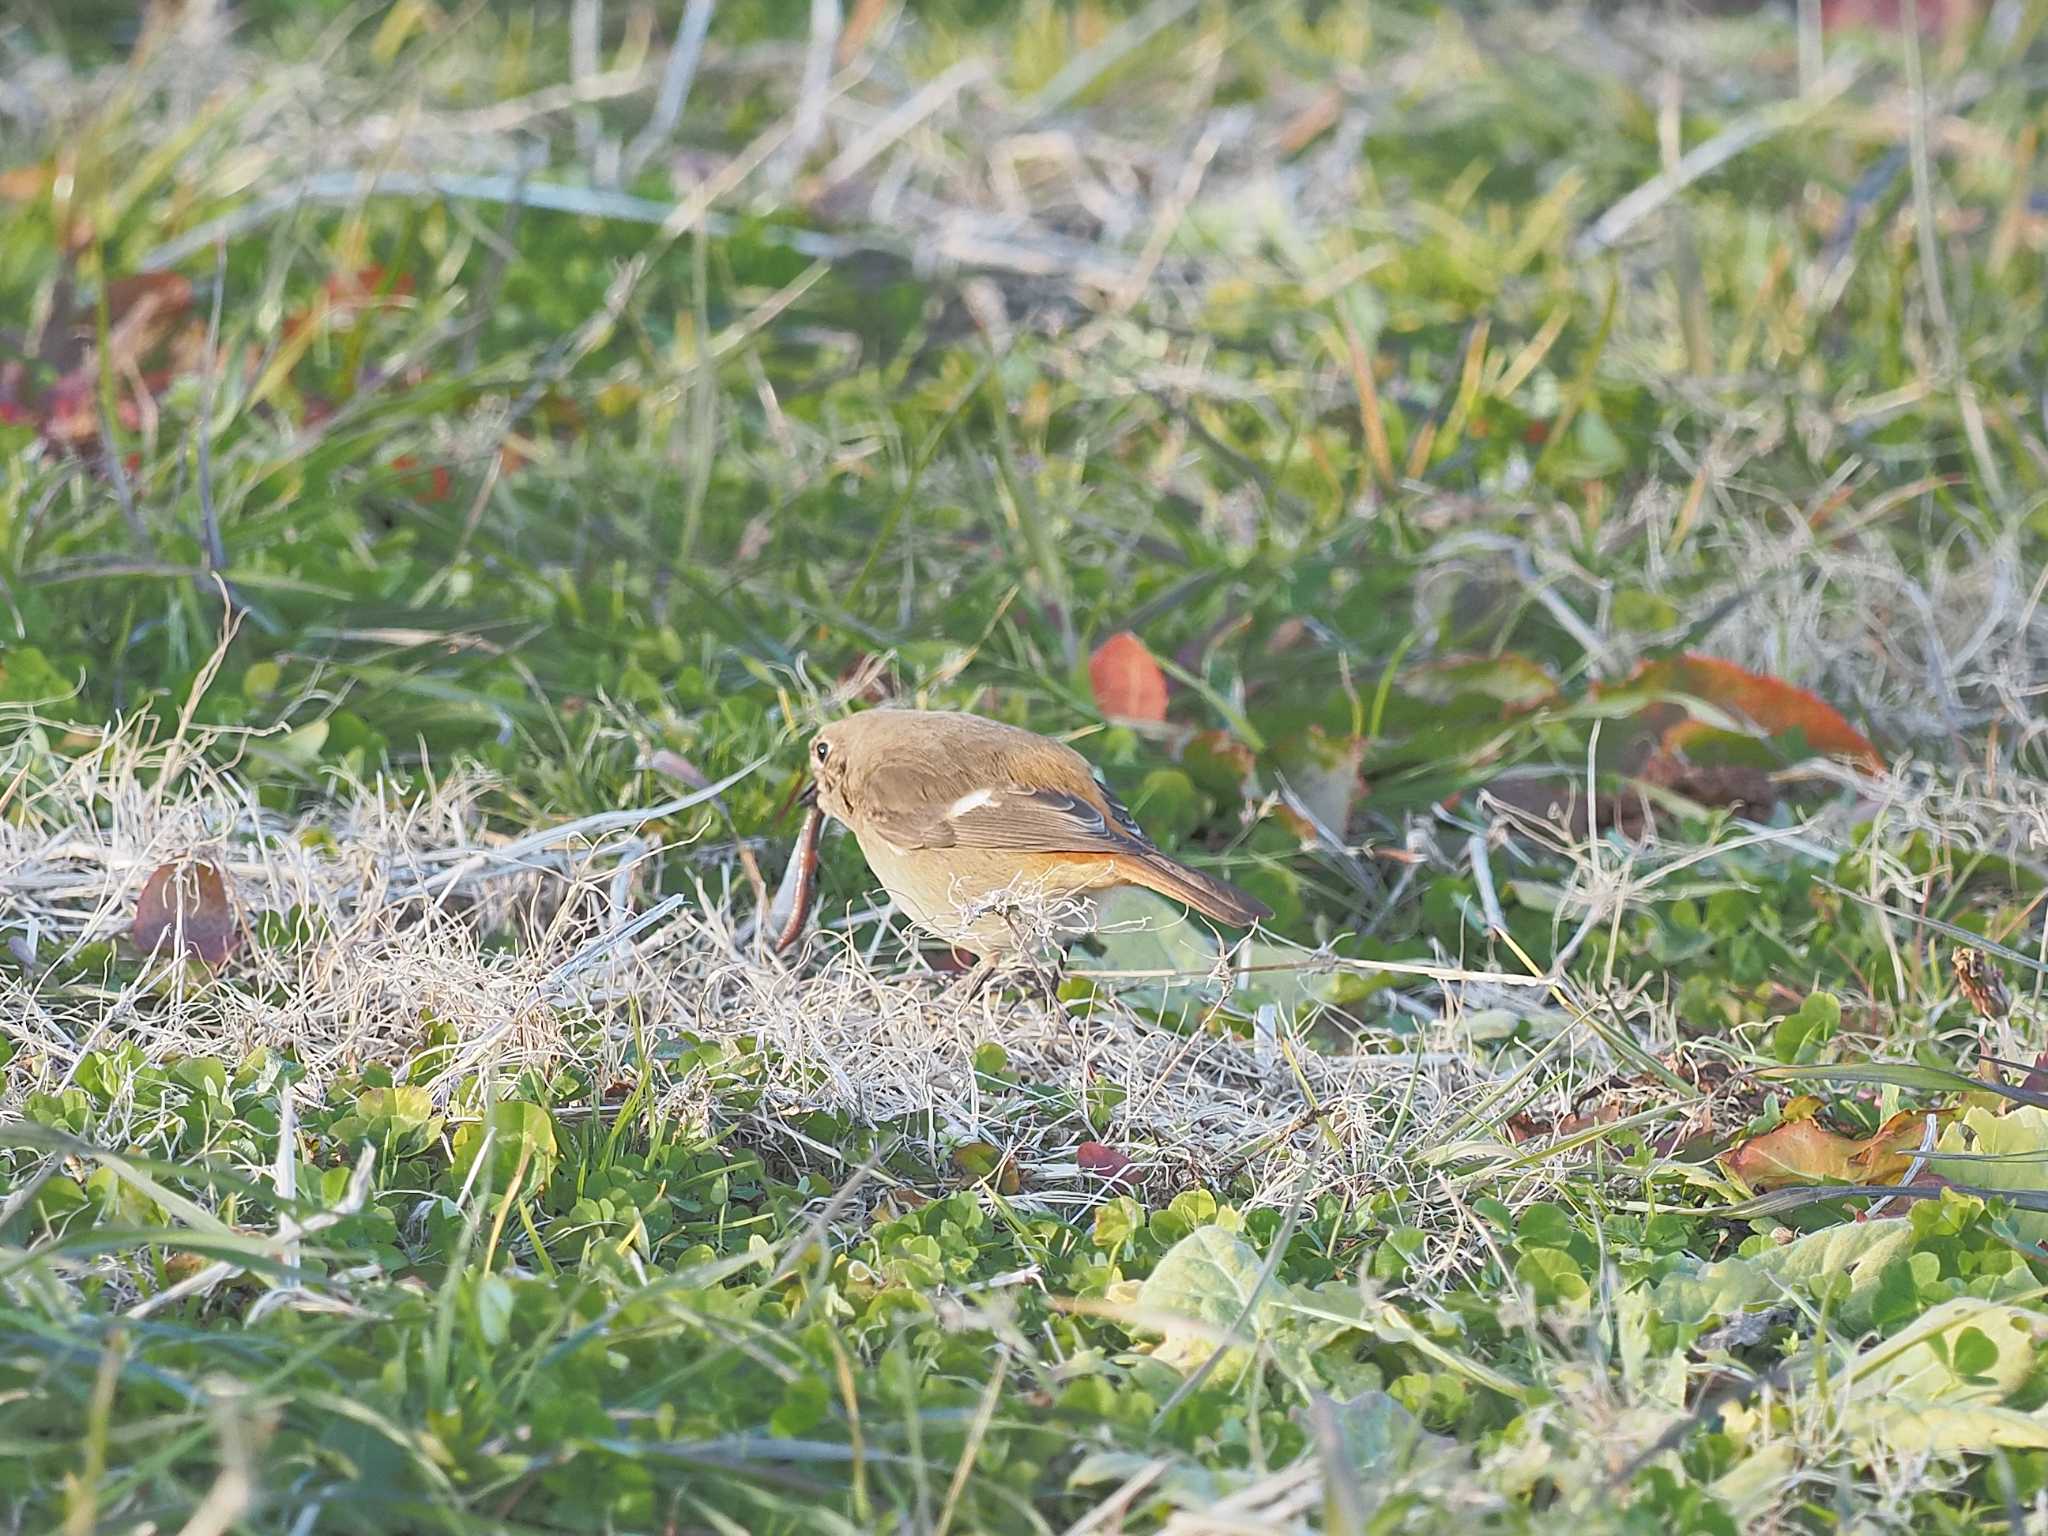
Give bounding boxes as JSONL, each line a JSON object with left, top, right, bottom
{"left": 0, "top": 163, "right": 50, "bottom": 202}
{"left": 391, "top": 455, "right": 453, "bottom": 503}
{"left": 1720, "top": 1108, "right": 1934, "bottom": 1192}
{"left": 1090, "top": 631, "right": 1168, "bottom": 722}
{"left": 132, "top": 859, "right": 242, "bottom": 968}
{"left": 1626, "top": 653, "right": 1881, "bottom": 770}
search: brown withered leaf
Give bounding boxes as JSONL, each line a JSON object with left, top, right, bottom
{"left": 1720, "top": 1103, "right": 1938, "bottom": 1193}
{"left": 952, "top": 1141, "right": 1021, "bottom": 1195}
{"left": 132, "top": 859, "right": 243, "bottom": 968}
{"left": 1483, "top": 750, "right": 1776, "bottom": 842}
{"left": 1637, "top": 751, "right": 1779, "bottom": 817}
{"left": 1953, "top": 947, "right": 2012, "bottom": 1021}
{"left": 31, "top": 273, "right": 201, "bottom": 450}
{"left": 0, "top": 163, "right": 50, "bottom": 202}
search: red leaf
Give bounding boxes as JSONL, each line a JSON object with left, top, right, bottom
{"left": 132, "top": 859, "right": 242, "bottom": 968}
{"left": 1077, "top": 1141, "right": 1132, "bottom": 1180}
{"left": 24, "top": 273, "right": 199, "bottom": 451}
{"left": 1090, "top": 631, "right": 1168, "bottom": 722}
{"left": 391, "top": 455, "right": 453, "bottom": 503}
{"left": 1615, "top": 653, "right": 1881, "bottom": 770}
{"left": 322, "top": 264, "right": 414, "bottom": 308}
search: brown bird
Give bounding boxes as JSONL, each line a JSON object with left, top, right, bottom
{"left": 782, "top": 709, "right": 1268, "bottom": 965}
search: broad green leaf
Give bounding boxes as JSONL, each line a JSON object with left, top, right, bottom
{"left": 1655, "top": 1218, "right": 1913, "bottom": 1335}
{"left": 1851, "top": 1298, "right": 2045, "bottom": 1401}
{"left": 453, "top": 1100, "right": 559, "bottom": 1203}
{"left": 1134, "top": 1224, "right": 1273, "bottom": 1382}
{"left": 1927, "top": 1106, "right": 2048, "bottom": 1246}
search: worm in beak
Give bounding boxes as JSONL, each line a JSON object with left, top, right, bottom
{"left": 774, "top": 803, "right": 824, "bottom": 953}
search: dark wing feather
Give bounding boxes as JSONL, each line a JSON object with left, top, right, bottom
{"left": 861, "top": 772, "right": 1270, "bottom": 927}
{"left": 864, "top": 784, "right": 1149, "bottom": 856}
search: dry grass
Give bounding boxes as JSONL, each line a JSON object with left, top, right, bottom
{"left": 0, "top": 704, "right": 1507, "bottom": 1220}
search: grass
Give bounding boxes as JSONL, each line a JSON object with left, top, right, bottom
{"left": 5, "top": 0, "right": 2048, "bottom": 1529}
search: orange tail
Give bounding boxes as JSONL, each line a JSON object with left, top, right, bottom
{"left": 1120, "top": 850, "right": 1270, "bottom": 927}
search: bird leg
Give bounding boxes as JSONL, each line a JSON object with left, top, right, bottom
{"left": 999, "top": 909, "right": 1067, "bottom": 1008}
{"left": 942, "top": 949, "right": 1064, "bottom": 1010}
{"left": 948, "top": 955, "right": 999, "bottom": 1004}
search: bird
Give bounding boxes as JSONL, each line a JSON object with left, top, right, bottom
{"left": 786, "top": 709, "right": 1269, "bottom": 974}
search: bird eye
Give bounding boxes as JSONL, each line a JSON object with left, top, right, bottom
{"left": 814, "top": 740, "right": 830, "bottom": 763}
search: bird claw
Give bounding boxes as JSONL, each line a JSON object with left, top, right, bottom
{"left": 943, "top": 955, "right": 1064, "bottom": 1010}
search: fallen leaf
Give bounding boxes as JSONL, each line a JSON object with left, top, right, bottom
{"left": 1274, "top": 86, "right": 1343, "bottom": 155}
{"left": 25, "top": 273, "right": 202, "bottom": 451}
{"left": 1264, "top": 617, "right": 1311, "bottom": 655}
{"left": 1952, "top": 947, "right": 2012, "bottom": 1021}
{"left": 391, "top": 455, "right": 452, "bottom": 502}
{"left": 101, "top": 274, "right": 195, "bottom": 368}
{"left": 1090, "top": 631, "right": 1168, "bottom": 722}
{"left": 1077, "top": 1141, "right": 1133, "bottom": 1181}
{"left": 132, "top": 859, "right": 243, "bottom": 968}
{"left": 1721, "top": 1107, "right": 1936, "bottom": 1192}
{"left": 1407, "top": 652, "right": 1561, "bottom": 713}
{"left": 1637, "top": 750, "right": 1778, "bottom": 816}
{"left": 1617, "top": 654, "right": 1881, "bottom": 770}
{"left": 952, "top": 1140, "right": 1021, "bottom": 1194}
{"left": 1273, "top": 725, "right": 1366, "bottom": 843}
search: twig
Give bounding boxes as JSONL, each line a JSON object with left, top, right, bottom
{"left": 1467, "top": 832, "right": 1506, "bottom": 935}
{"left": 447, "top": 60, "right": 658, "bottom": 137}
{"left": 815, "top": 57, "right": 988, "bottom": 193}
{"left": 195, "top": 238, "right": 230, "bottom": 588}
{"left": 1902, "top": 0, "right": 2006, "bottom": 508}
{"left": 1026, "top": 0, "right": 1202, "bottom": 119}
{"left": 622, "top": 0, "right": 716, "bottom": 181}
{"left": 777, "top": 0, "right": 842, "bottom": 186}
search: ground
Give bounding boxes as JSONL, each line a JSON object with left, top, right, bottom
{"left": 4, "top": 0, "right": 2048, "bottom": 1531}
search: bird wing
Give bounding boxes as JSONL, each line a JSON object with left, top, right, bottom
{"left": 862, "top": 780, "right": 1151, "bottom": 856}
{"left": 858, "top": 766, "right": 1271, "bottom": 927}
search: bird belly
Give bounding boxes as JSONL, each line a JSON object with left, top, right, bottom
{"left": 853, "top": 835, "right": 1120, "bottom": 958}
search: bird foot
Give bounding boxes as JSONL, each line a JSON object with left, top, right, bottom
{"left": 943, "top": 955, "right": 1064, "bottom": 1010}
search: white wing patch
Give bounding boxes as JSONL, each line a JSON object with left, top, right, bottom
{"left": 947, "top": 787, "right": 999, "bottom": 818}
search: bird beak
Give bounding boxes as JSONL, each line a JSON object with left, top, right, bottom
{"left": 775, "top": 776, "right": 818, "bottom": 824}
